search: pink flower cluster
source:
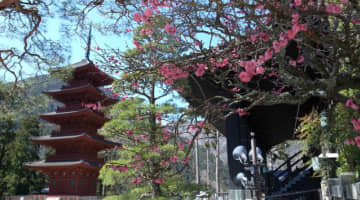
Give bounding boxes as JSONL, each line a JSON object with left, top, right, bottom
{"left": 170, "top": 155, "right": 178, "bottom": 163}
{"left": 131, "top": 177, "right": 142, "bottom": 185}
{"left": 195, "top": 64, "right": 208, "bottom": 77}
{"left": 158, "top": 64, "right": 189, "bottom": 85}
{"left": 140, "top": 28, "right": 154, "bottom": 36}
{"left": 236, "top": 108, "right": 249, "bottom": 116}
{"left": 345, "top": 136, "right": 360, "bottom": 148}
{"left": 346, "top": 99, "right": 359, "bottom": 110}
{"left": 351, "top": 118, "right": 360, "bottom": 131}
{"left": 326, "top": 3, "right": 341, "bottom": 14}
{"left": 153, "top": 178, "right": 165, "bottom": 184}
{"left": 160, "top": 160, "right": 170, "bottom": 167}
{"left": 164, "top": 24, "right": 176, "bottom": 35}
{"left": 108, "top": 164, "right": 128, "bottom": 173}
{"left": 247, "top": 32, "right": 269, "bottom": 43}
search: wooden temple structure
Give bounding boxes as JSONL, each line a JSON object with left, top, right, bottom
{"left": 24, "top": 60, "right": 119, "bottom": 196}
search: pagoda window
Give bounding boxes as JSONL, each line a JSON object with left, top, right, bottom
{"left": 70, "top": 179, "right": 75, "bottom": 186}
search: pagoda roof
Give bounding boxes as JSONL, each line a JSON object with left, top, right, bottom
{"left": 24, "top": 160, "right": 102, "bottom": 170}
{"left": 40, "top": 108, "right": 107, "bottom": 125}
{"left": 71, "top": 60, "right": 114, "bottom": 87}
{"left": 30, "top": 133, "right": 120, "bottom": 150}
{"left": 43, "top": 84, "right": 117, "bottom": 106}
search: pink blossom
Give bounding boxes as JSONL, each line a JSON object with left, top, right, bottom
{"left": 355, "top": 136, "right": 360, "bottom": 148}
{"left": 132, "top": 177, "right": 142, "bottom": 185}
{"left": 133, "top": 40, "right": 143, "bottom": 51}
{"left": 352, "top": 19, "right": 360, "bottom": 25}
{"left": 194, "top": 40, "right": 201, "bottom": 46}
{"left": 136, "top": 115, "right": 141, "bottom": 120}
{"left": 144, "top": 8, "right": 153, "bottom": 17}
{"left": 297, "top": 56, "right": 304, "bottom": 63}
{"left": 351, "top": 118, "right": 360, "bottom": 131}
{"left": 292, "top": 13, "right": 299, "bottom": 24}
{"left": 182, "top": 156, "right": 190, "bottom": 164}
{"left": 273, "top": 41, "right": 281, "bottom": 53}
{"left": 326, "top": 3, "right": 341, "bottom": 14}
{"left": 294, "top": 0, "right": 302, "bottom": 6}
{"left": 114, "top": 165, "right": 128, "bottom": 172}
{"left": 160, "top": 160, "right": 170, "bottom": 166}
{"left": 195, "top": 64, "right": 208, "bottom": 77}
{"left": 287, "top": 26, "right": 298, "bottom": 39}
{"left": 126, "top": 130, "right": 133, "bottom": 136}
{"left": 186, "top": 139, "right": 192, "bottom": 145}
{"left": 155, "top": 112, "right": 162, "bottom": 121}
{"left": 176, "top": 88, "right": 184, "bottom": 93}
{"left": 120, "top": 94, "right": 129, "bottom": 101}
{"left": 345, "top": 138, "right": 356, "bottom": 146}
{"left": 163, "top": 135, "right": 170, "bottom": 141}
{"left": 154, "top": 178, "right": 165, "bottom": 184}
{"left": 215, "top": 58, "right": 228, "bottom": 68}
{"left": 170, "top": 155, "right": 178, "bottom": 163}
{"left": 137, "top": 161, "right": 143, "bottom": 168}
{"left": 178, "top": 142, "right": 184, "bottom": 151}
{"left": 164, "top": 24, "right": 176, "bottom": 35}
{"left": 346, "top": 99, "right": 359, "bottom": 110}
{"left": 256, "top": 66, "right": 265, "bottom": 75}
{"left": 264, "top": 48, "right": 274, "bottom": 61}
{"left": 256, "top": 4, "right": 264, "bottom": 10}
{"left": 197, "top": 121, "right": 205, "bottom": 128}
{"left": 232, "top": 87, "right": 240, "bottom": 92}
{"left": 134, "top": 136, "right": 139, "bottom": 141}
{"left": 133, "top": 13, "right": 142, "bottom": 22}
{"left": 238, "top": 72, "right": 252, "bottom": 82}
{"left": 289, "top": 60, "right": 297, "bottom": 66}
{"left": 236, "top": 108, "right": 249, "bottom": 116}
{"left": 136, "top": 154, "right": 141, "bottom": 159}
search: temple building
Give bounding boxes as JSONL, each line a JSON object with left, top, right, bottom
{"left": 24, "top": 60, "right": 119, "bottom": 196}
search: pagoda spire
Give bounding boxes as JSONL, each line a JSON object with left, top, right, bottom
{"left": 85, "top": 23, "right": 92, "bottom": 61}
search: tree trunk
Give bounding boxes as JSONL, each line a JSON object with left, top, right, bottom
{"left": 216, "top": 130, "right": 220, "bottom": 194}
{"left": 195, "top": 138, "right": 200, "bottom": 184}
{"left": 151, "top": 181, "right": 162, "bottom": 197}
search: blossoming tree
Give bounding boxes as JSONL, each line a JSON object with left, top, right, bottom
{"left": 97, "top": 15, "right": 208, "bottom": 199}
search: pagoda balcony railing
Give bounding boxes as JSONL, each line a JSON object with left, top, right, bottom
{"left": 46, "top": 154, "right": 103, "bottom": 163}
{"left": 61, "top": 81, "right": 89, "bottom": 89}
{"left": 56, "top": 107, "right": 105, "bottom": 117}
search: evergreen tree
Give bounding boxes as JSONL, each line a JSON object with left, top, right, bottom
{"left": 0, "top": 116, "right": 47, "bottom": 198}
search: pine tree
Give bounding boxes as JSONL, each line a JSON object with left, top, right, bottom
{"left": 0, "top": 116, "right": 47, "bottom": 198}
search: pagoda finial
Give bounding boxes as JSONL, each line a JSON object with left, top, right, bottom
{"left": 85, "top": 23, "right": 92, "bottom": 61}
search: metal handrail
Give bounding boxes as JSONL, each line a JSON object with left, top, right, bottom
{"left": 272, "top": 151, "right": 302, "bottom": 173}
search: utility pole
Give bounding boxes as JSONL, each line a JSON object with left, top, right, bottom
{"left": 195, "top": 138, "right": 200, "bottom": 184}
{"left": 206, "top": 137, "right": 210, "bottom": 186}
{"left": 215, "top": 130, "right": 220, "bottom": 195}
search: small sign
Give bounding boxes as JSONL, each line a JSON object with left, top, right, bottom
{"left": 46, "top": 197, "right": 60, "bottom": 200}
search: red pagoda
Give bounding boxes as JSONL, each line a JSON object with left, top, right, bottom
{"left": 25, "top": 60, "right": 119, "bottom": 196}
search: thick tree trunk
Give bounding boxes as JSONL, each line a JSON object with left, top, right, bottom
{"left": 151, "top": 181, "right": 162, "bottom": 197}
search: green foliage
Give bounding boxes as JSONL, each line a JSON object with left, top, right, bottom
{"left": 298, "top": 103, "right": 360, "bottom": 177}
{"left": 0, "top": 116, "right": 47, "bottom": 198}
{"left": 48, "top": 64, "right": 74, "bottom": 82}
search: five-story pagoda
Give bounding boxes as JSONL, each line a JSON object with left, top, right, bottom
{"left": 25, "top": 60, "right": 119, "bottom": 196}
